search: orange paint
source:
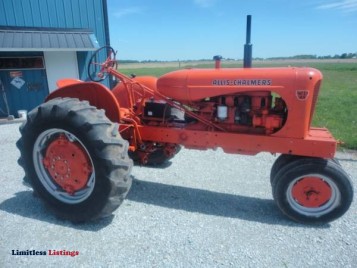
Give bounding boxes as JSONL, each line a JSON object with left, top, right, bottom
{"left": 49, "top": 64, "right": 336, "bottom": 160}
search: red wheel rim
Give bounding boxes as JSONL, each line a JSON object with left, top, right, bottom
{"left": 42, "top": 134, "right": 93, "bottom": 195}
{"left": 291, "top": 177, "right": 332, "bottom": 208}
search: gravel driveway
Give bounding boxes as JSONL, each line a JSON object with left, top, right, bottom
{"left": 0, "top": 122, "right": 356, "bottom": 267}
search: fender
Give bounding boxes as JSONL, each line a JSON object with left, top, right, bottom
{"left": 46, "top": 79, "right": 121, "bottom": 123}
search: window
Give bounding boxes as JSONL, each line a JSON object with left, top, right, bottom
{"left": 0, "top": 57, "right": 45, "bottom": 70}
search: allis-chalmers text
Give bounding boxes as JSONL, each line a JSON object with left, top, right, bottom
{"left": 212, "top": 79, "right": 272, "bottom": 86}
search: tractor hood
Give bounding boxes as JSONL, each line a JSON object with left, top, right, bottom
{"left": 157, "top": 67, "right": 322, "bottom": 102}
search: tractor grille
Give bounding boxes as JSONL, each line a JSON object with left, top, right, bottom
{"left": 309, "top": 80, "right": 321, "bottom": 127}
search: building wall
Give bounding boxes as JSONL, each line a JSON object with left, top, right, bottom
{"left": 0, "top": 0, "right": 108, "bottom": 45}
{"left": 0, "top": 0, "right": 109, "bottom": 82}
{"left": 44, "top": 51, "right": 80, "bottom": 92}
{"left": 0, "top": 0, "right": 110, "bottom": 117}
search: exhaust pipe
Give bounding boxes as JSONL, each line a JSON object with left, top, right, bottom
{"left": 243, "top": 15, "right": 253, "bottom": 68}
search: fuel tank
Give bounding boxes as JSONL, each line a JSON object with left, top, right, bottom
{"left": 156, "top": 67, "right": 322, "bottom": 102}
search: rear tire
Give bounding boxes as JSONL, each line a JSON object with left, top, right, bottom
{"left": 272, "top": 158, "right": 353, "bottom": 224}
{"left": 17, "top": 98, "right": 133, "bottom": 222}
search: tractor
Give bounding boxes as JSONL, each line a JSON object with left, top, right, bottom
{"left": 17, "top": 16, "right": 353, "bottom": 224}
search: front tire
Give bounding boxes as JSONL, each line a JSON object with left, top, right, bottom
{"left": 17, "top": 98, "right": 133, "bottom": 222}
{"left": 270, "top": 154, "right": 303, "bottom": 184}
{"left": 272, "top": 158, "right": 353, "bottom": 224}
{"left": 270, "top": 154, "right": 340, "bottom": 185}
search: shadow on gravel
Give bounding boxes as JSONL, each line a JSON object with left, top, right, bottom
{"left": 133, "top": 161, "right": 173, "bottom": 169}
{"left": 127, "top": 178, "right": 330, "bottom": 228}
{"left": 0, "top": 191, "right": 113, "bottom": 231}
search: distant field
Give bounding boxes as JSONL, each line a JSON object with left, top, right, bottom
{"left": 119, "top": 59, "right": 357, "bottom": 150}
{"left": 119, "top": 58, "right": 357, "bottom": 69}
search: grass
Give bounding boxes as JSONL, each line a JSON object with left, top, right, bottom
{"left": 118, "top": 60, "right": 357, "bottom": 150}
{"left": 309, "top": 63, "right": 357, "bottom": 150}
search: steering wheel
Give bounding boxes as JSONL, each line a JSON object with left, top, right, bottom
{"left": 87, "top": 46, "right": 117, "bottom": 82}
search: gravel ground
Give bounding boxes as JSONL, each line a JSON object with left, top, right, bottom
{"left": 0, "top": 122, "right": 356, "bottom": 268}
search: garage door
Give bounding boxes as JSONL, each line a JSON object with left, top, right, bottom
{"left": 0, "top": 56, "right": 49, "bottom": 117}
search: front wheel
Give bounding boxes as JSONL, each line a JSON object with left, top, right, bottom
{"left": 272, "top": 158, "right": 353, "bottom": 224}
{"left": 17, "top": 98, "right": 133, "bottom": 222}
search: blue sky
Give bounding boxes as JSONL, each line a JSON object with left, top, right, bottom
{"left": 107, "top": 0, "right": 357, "bottom": 61}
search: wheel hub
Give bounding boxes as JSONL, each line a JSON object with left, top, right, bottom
{"left": 291, "top": 177, "right": 332, "bottom": 208}
{"left": 42, "top": 134, "right": 93, "bottom": 195}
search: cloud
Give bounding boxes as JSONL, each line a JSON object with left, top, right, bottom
{"left": 316, "top": 0, "right": 357, "bottom": 12}
{"left": 113, "top": 7, "right": 143, "bottom": 18}
{"left": 194, "top": 0, "right": 217, "bottom": 8}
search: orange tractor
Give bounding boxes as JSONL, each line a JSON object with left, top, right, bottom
{"left": 17, "top": 16, "right": 353, "bottom": 223}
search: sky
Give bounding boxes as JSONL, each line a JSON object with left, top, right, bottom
{"left": 107, "top": 0, "right": 357, "bottom": 61}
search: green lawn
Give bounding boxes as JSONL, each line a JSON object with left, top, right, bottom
{"left": 119, "top": 61, "right": 357, "bottom": 149}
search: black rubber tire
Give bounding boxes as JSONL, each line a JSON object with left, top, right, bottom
{"left": 270, "top": 154, "right": 341, "bottom": 185}
{"left": 129, "top": 145, "right": 181, "bottom": 166}
{"left": 270, "top": 154, "right": 303, "bottom": 184}
{"left": 16, "top": 98, "right": 133, "bottom": 222}
{"left": 272, "top": 157, "right": 353, "bottom": 224}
